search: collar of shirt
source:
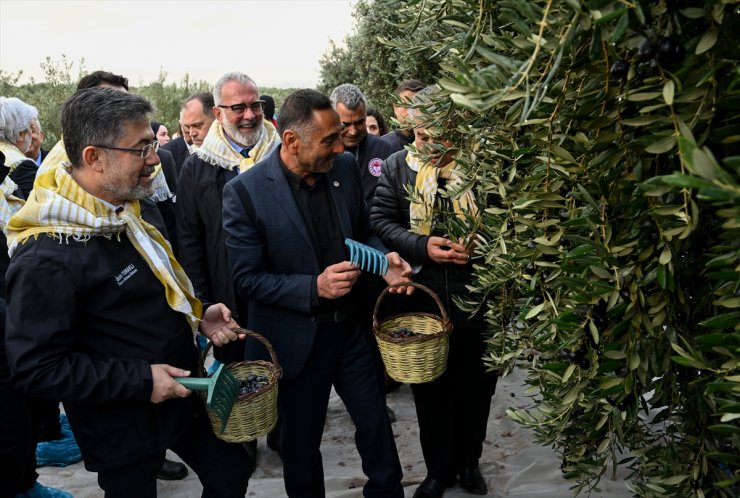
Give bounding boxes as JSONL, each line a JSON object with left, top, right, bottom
{"left": 34, "top": 149, "right": 43, "bottom": 166}
{"left": 277, "top": 153, "right": 324, "bottom": 190}
{"left": 96, "top": 196, "right": 125, "bottom": 213}
{"left": 223, "top": 133, "right": 245, "bottom": 155}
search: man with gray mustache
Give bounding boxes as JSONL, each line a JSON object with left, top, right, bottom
{"left": 176, "top": 72, "right": 280, "bottom": 370}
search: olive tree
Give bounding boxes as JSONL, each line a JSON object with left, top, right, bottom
{"left": 374, "top": 0, "right": 739, "bottom": 496}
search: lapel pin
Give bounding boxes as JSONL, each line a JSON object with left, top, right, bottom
{"left": 333, "top": 181, "right": 340, "bottom": 187}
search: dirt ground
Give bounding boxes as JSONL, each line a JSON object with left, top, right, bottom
{"left": 37, "top": 367, "right": 633, "bottom": 497}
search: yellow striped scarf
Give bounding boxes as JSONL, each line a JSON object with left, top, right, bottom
{"left": 196, "top": 120, "right": 280, "bottom": 173}
{"left": 36, "top": 139, "right": 172, "bottom": 202}
{"left": 0, "top": 176, "right": 24, "bottom": 232}
{"left": 0, "top": 142, "right": 28, "bottom": 231}
{"left": 406, "top": 150, "right": 478, "bottom": 236}
{"left": 0, "top": 140, "right": 32, "bottom": 172}
{"left": 7, "top": 164, "right": 202, "bottom": 331}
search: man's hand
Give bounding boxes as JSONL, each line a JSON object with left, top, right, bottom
{"left": 150, "top": 364, "right": 192, "bottom": 403}
{"left": 317, "top": 261, "right": 361, "bottom": 299}
{"left": 383, "top": 252, "right": 415, "bottom": 295}
{"left": 427, "top": 236, "right": 470, "bottom": 265}
{"left": 199, "top": 303, "right": 246, "bottom": 347}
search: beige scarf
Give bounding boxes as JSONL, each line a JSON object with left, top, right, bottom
{"left": 7, "top": 164, "right": 202, "bottom": 331}
{"left": 196, "top": 120, "right": 280, "bottom": 173}
{"left": 0, "top": 141, "right": 28, "bottom": 231}
{"left": 0, "top": 176, "right": 24, "bottom": 232}
{"left": 36, "top": 139, "right": 173, "bottom": 202}
{"left": 0, "top": 140, "right": 30, "bottom": 172}
{"left": 406, "top": 150, "right": 478, "bottom": 235}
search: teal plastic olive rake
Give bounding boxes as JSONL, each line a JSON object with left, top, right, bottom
{"left": 175, "top": 364, "right": 239, "bottom": 433}
{"left": 345, "top": 238, "right": 388, "bottom": 276}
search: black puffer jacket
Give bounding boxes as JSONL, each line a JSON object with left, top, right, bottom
{"left": 370, "top": 150, "right": 484, "bottom": 331}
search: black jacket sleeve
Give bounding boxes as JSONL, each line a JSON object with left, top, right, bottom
{"left": 8, "top": 159, "right": 38, "bottom": 199}
{"left": 175, "top": 155, "right": 212, "bottom": 305}
{"left": 370, "top": 152, "right": 431, "bottom": 265}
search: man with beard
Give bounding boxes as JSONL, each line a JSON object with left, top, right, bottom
{"left": 176, "top": 72, "right": 280, "bottom": 366}
{"left": 4, "top": 88, "right": 253, "bottom": 497}
{"left": 222, "top": 89, "right": 412, "bottom": 498}
{"left": 329, "top": 84, "right": 393, "bottom": 206}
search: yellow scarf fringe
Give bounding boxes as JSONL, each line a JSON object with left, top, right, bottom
{"left": 7, "top": 164, "right": 202, "bottom": 331}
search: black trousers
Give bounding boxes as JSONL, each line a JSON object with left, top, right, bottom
{"left": 410, "top": 326, "right": 498, "bottom": 482}
{"left": 97, "top": 402, "right": 253, "bottom": 498}
{"left": 276, "top": 319, "right": 403, "bottom": 498}
{"left": 0, "top": 386, "right": 34, "bottom": 498}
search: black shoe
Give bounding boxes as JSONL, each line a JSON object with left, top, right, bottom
{"left": 458, "top": 467, "right": 487, "bottom": 495}
{"left": 412, "top": 476, "right": 456, "bottom": 498}
{"left": 156, "top": 458, "right": 188, "bottom": 481}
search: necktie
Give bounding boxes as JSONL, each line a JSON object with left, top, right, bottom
{"left": 240, "top": 146, "right": 252, "bottom": 158}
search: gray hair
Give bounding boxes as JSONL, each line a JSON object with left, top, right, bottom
{"left": 329, "top": 84, "right": 367, "bottom": 111}
{"left": 0, "top": 97, "right": 38, "bottom": 144}
{"left": 213, "top": 72, "right": 258, "bottom": 106}
{"left": 61, "top": 88, "right": 152, "bottom": 169}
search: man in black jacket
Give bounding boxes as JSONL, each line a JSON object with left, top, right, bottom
{"left": 163, "top": 92, "right": 216, "bottom": 173}
{"left": 5, "top": 88, "right": 253, "bottom": 498}
{"left": 24, "top": 117, "right": 48, "bottom": 166}
{"left": 371, "top": 89, "right": 497, "bottom": 498}
{"left": 380, "top": 79, "right": 427, "bottom": 154}
{"left": 223, "top": 89, "right": 413, "bottom": 497}
{"left": 329, "top": 83, "right": 393, "bottom": 205}
{"left": 176, "top": 72, "right": 280, "bottom": 364}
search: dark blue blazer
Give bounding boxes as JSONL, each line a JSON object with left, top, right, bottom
{"left": 222, "top": 147, "right": 384, "bottom": 379}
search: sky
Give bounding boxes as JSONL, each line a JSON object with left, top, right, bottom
{"left": 0, "top": 0, "right": 357, "bottom": 88}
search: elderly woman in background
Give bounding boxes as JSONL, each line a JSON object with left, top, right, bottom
{"left": 0, "top": 96, "right": 40, "bottom": 198}
{"left": 370, "top": 87, "right": 498, "bottom": 498}
{"left": 366, "top": 107, "right": 388, "bottom": 137}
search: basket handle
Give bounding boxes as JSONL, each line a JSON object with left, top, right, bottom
{"left": 200, "top": 328, "right": 283, "bottom": 380}
{"left": 372, "top": 282, "right": 450, "bottom": 329}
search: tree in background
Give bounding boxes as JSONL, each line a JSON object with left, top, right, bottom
{"left": 1, "top": 58, "right": 297, "bottom": 149}
{"left": 317, "top": 0, "right": 438, "bottom": 124}
{"left": 361, "top": 0, "right": 738, "bottom": 496}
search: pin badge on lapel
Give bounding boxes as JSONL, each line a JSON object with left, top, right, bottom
{"left": 333, "top": 181, "right": 340, "bottom": 187}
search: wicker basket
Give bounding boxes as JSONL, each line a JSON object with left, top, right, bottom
{"left": 200, "top": 329, "right": 282, "bottom": 443}
{"left": 372, "top": 283, "right": 452, "bottom": 384}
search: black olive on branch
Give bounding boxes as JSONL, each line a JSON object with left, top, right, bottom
{"left": 610, "top": 60, "right": 630, "bottom": 80}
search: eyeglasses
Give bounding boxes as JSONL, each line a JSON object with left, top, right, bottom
{"left": 93, "top": 140, "right": 160, "bottom": 159}
{"left": 217, "top": 100, "right": 265, "bottom": 115}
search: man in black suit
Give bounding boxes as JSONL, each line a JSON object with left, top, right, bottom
{"left": 25, "top": 117, "right": 48, "bottom": 166}
{"left": 162, "top": 92, "right": 215, "bottom": 174}
{"left": 222, "top": 89, "right": 413, "bottom": 498}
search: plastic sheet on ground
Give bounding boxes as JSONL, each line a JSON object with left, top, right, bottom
{"left": 37, "top": 368, "right": 633, "bottom": 497}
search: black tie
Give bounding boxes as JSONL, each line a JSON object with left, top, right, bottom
{"left": 240, "top": 146, "right": 252, "bottom": 158}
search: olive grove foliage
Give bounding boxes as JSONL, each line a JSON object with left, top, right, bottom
{"left": 370, "top": 0, "right": 739, "bottom": 496}
{"left": 0, "top": 58, "right": 295, "bottom": 149}
{"left": 317, "top": 0, "right": 439, "bottom": 121}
